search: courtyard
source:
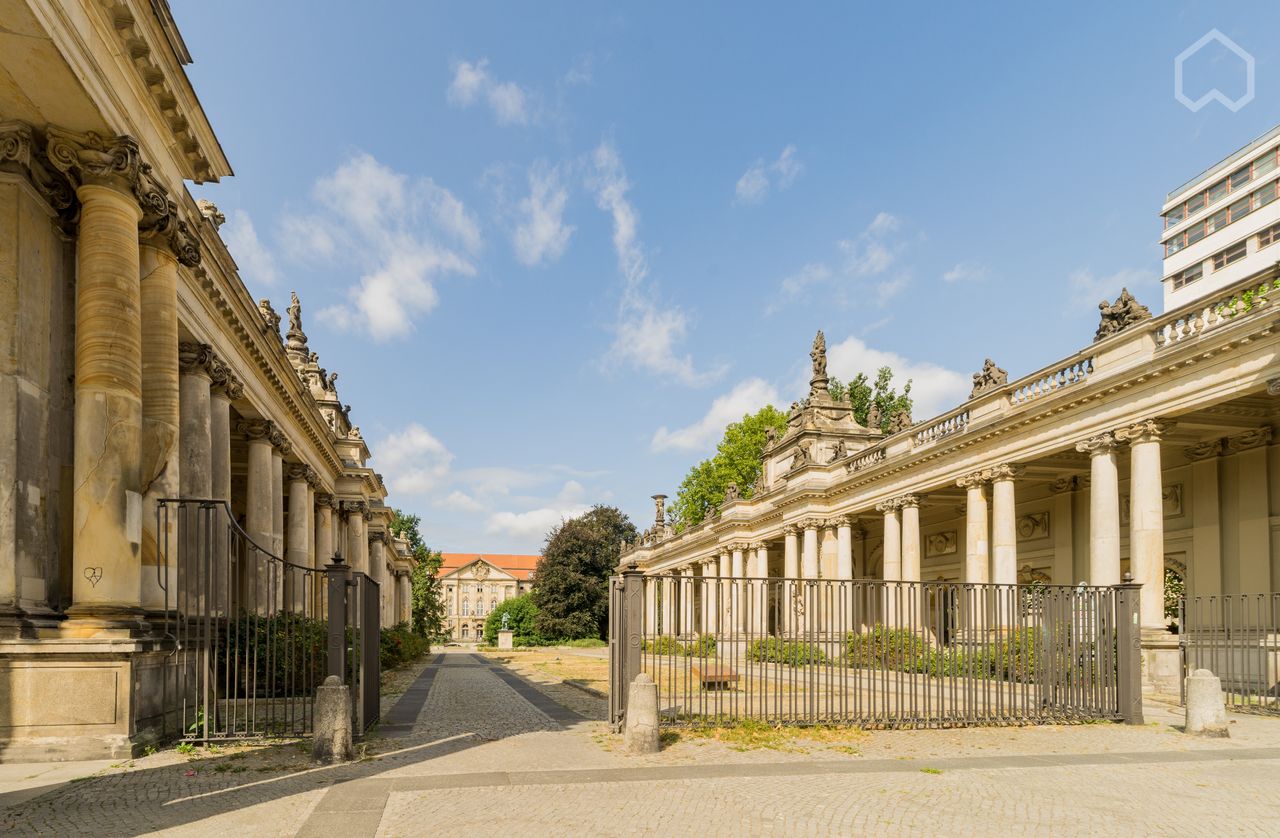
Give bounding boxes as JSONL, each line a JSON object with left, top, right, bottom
{"left": 1, "top": 648, "right": 1277, "bottom": 836}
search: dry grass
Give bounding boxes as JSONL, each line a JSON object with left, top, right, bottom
{"left": 666, "top": 718, "right": 867, "bottom": 754}
{"left": 482, "top": 649, "right": 610, "bottom": 695}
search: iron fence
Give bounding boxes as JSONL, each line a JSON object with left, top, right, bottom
{"left": 610, "top": 572, "right": 1142, "bottom": 730}
{"left": 1181, "top": 592, "right": 1280, "bottom": 714}
{"left": 157, "top": 499, "right": 379, "bottom": 742}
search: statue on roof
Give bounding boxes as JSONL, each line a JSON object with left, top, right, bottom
{"left": 258, "top": 298, "right": 282, "bottom": 339}
{"left": 969, "top": 358, "right": 1008, "bottom": 399}
{"left": 1094, "top": 288, "right": 1152, "bottom": 342}
{"left": 286, "top": 291, "right": 309, "bottom": 351}
{"left": 866, "top": 402, "right": 882, "bottom": 431}
{"left": 809, "top": 330, "right": 829, "bottom": 398}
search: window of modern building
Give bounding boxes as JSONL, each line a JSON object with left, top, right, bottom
{"left": 1164, "top": 179, "right": 1280, "bottom": 256}
{"left": 1163, "top": 147, "right": 1280, "bottom": 229}
{"left": 1258, "top": 221, "right": 1280, "bottom": 249}
{"left": 1212, "top": 240, "right": 1248, "bottom": 271}
{"left": 1171, "top": 263, "right": 1203, "bottom": 289}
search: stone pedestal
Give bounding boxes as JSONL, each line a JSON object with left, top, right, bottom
{"left": 1141, "top": 628, "right": 1181, "bottom": 696}
{"left": 497, "top": 630, "right": 514, "bottom": 650}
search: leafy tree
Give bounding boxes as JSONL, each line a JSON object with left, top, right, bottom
{"left": 835, "top": 367, "right": 913, "bottom": 433}
{"left": 483, "top": 594, "right": 542, "bottom": 645}
{"left": 391, "top": 509, "right": 447, "bottom": 641}
{"left": 670, "top": 405, "right": 788, "bottom": 529}
{"left": 532, "top": 505, "right": 637, "bottom": 640}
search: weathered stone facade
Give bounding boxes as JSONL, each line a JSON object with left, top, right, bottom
{"left": 625, "top": 275, "right": 1280, "bottom": 698}
{"left": 438, "top": 554, "right": 537, "bottom": 641}
{"left": 0, "top": 0, "right": 414, "bottom": 759}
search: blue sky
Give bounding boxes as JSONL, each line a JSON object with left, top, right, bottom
{"left": 178, "top": 1, "right": 1280, "bottom": 552}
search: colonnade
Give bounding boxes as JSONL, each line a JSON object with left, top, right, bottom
{"left": 648, "top": 418, "right": 1171, "bottom": 637}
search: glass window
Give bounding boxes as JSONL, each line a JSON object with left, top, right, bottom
{"left": 1165, "top": 233, "right": 1185, "bottom": 257}
{"left": 1229, "top": 196, "right": 1252, "bottom": 222}
{"left": 1255, "top": 152, "right": 1277, "bottom": 178}
{"left": 1212, "top": 241, "right": 1247, "bottom": 270}
{"left": 1257, "top": 182, "right": 1277, "bottom": 208}
{"left": 1186, "top": 224, "right": 1206, "bottom": 246}
{"left": 1164, "top": 205, "right": 1185, "bottom": 228}
{"left": 1187, "top": 193, "right": 1205, "bottom": 214}
{"left": 1260, "top": 222, "right": 1280, "bottom": 248}
{"left": 461, "top": 626, "right": 469, "bottom": 638}
{"left": 1171, "top": 264, "right": 1203, "bottom": 289}
{"left": 1208, "top": 209, "right": 1229, "bottom": 233}
{"left": 1208, "top": 179, "right": 1228, "bottom": 204}
{"left": 1230, "top": 166, "right": 1252, "bottom": 190}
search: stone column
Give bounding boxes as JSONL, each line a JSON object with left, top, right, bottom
{"left": 700, "top": 559, "right": 717, "bottom": 633}
{"left": 749, "top": 542, "right": 768, "bottom": 635}
{"left": 346, "top": 502, "right": 367, "bottom": 573}
{"left": 177, "top": 343, "right": 213, "bottom": 498}
{"left": 681, "top": 565, "right": 695, "bottom": 635}
{"left": 400, "top": 572, "right": 412, "bottom": 624}
{"left": 899, "top": 496, "right": 921, "bottom": 583}
{"left": 783, "top": 525, "right": 799, "bottom": 634}
{"left": 717, "top": 550, "right": 731, "bottom": 631}
{"left": 836, "top": 516, "right": 854, "bottom": 580}
{"left": 239, "top": 419, "right": 276, "bottom": 609}
{"left": 731, "top": 544, "right": 745, "bottom": 634}
{"left": 139, "top": 240, "right": 185, "bottom": 613}
{"left": 877, "top": 500, "right": 902, "bottom": 625}
{"left": 270, "top": 448, "right": 285, "bottom": 559}
{"left": 49, "top": 130, "right": 147, "bottom": 630}
{"left": 369, "top": 531, "right": 386, "bottom": 616}
{"left": 315, "top": 494, "right": 334, "bottom": 567}
{"left": 285, "top": 465, "right": 311, "bottom": 609}
{"left": 989, "top": 464, "right": 1023, "bottom": 587}
{"left": 957, "top": 472, "right": 989, "bottom": 585}
{"left": 1118, "top": 420, "right": 1173, "bottom": 630}
{"left": 801, "top": 520, "right": 820, "bottom": 579}
{"left": 1077, "top": 433, "right": 1121, "bottom": 586}
{"left": 207, "top": 365, "right": 240, "bottom": 506}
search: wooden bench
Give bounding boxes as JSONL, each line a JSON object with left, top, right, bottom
{"left": 693, "top": 665, "right": 739, "bottom": 690}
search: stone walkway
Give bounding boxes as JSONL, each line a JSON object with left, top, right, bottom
{"left": 2, "top": 648, "right": 1280, "bottom": 836}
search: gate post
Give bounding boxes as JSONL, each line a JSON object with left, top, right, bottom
{"left": 1114, "top": 573, "right": 1144, "bottom": 725}
{"left": 619, "top": 562, "right": 646, "bottom": 722}
{"left": 325, "top": 555, "right": 349, "bottom": 680}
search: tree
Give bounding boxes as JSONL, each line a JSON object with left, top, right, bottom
{"left": 391, "top": 509, "right": 447, "bottom": 641}
{"left": 532, "top": 505, "right": 637, "bottom": 641}
{"left": 483, "top": 594, "right": 541, "bottom": 645}
{"left": 670, "top": 405, "right": 788, "bottom": 530}
{"left": 839, "top": 367, "right": 912, "bottom": 433}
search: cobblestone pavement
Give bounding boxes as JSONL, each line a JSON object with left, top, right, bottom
{"left": 3, "top": 648, "right": 1280, "bottom": 836}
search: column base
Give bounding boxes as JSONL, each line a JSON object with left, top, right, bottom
{"left": 1141, "top": 627, "right": 1181, "bottom": 697}
{"left": 61, "top": 604, "right": 149, "bottom": 639}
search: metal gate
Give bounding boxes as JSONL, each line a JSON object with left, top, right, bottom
{"left": 1180, "top": 592, "right": 1280, "bottom": 714}
{"left": 609, "top": 569, "right": 1143, "bottom": 729}
{"left": 157, "top": 499, "right": 380, "bottom": 742}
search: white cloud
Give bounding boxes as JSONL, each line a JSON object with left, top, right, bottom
{"left": 456, "top": 467, "right": 546, "bottom": 496}
{"left": 943, "top": 262, "right": 986, "bottom": 283}
{"left": 839, "top": 212, "right": 901, "bottom": 277}
{"left": 826, "top": 335, "right": 969, "bottom": 421}
{"left": 376, "top": 423, "right": 454, "bottom": 495}
{"left": 440, "top": 491, "right": 485, "bottom": 513}
{"left": 1067, "top": 267, "right": 1157, "bottom": 311}
{"left": 589, "top": 140, "right": 722, "bottom": 386}
{"left": 484, "top": 480, "right": 591, "bottom": 542}
{"left": 222, "top": 209, "right": 279, "bottom": 286}
{"left": 291, "top": 153, "right": 478, "bottom": 339}
{"left": 651, "top": 378, "right": 780, "bottom": 453}
{"left": 774, "top": 212, "right": 909, "bottom": 311}
{"left": 513, "top": 162, "right": 574, "bottom": 266}
{"left": 734, "top": 145, "right": 803, "bottom": 205}
{"left": 447, "top": 58, "right": 529, "bottom": 126}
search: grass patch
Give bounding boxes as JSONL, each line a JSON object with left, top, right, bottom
{"left": 677, "top": 718, "right": 866, "bottom": 753}
{"left": 920, "top": 767, "right": 944, "bottom": 775}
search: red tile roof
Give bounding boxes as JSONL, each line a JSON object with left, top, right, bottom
{"left": 437, "top": 553, "right": 541, "bottom": 581}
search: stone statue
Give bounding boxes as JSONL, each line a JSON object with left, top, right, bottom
{"left": 764, "top": 426, "right": 778, "bottom": 448}
{"left": 196, "top": 198, "right": 225, "bottom": 229}
{"left": 889, "top": 407, "right": 912, "bottom": 433}
{"left": 326, "top": 371, "right": 339, "bottom": 392}
{"left": 830, "top": 439, "right": 847, "bottom": 462}
{"left": 791, "top": 439, "right": 812, "bottom": 470}
{"left": 723, "top": 482, "right": 740, "bottom": 503}
{"left": 969, "top": 358, "right": 1008, "bottom": 399}
{"left": 258, "top": 298, "right": 282, "bottom": 339}
{"left": 501, "top": 613, "right": 510, "bottom": 632}
{"left": 809, "top": 330, "right": 829, "bottom": 398}
{"left": 286, "top": 291, "right": 308, "bottom": 350}
{"left": 1094, "top": 287, "right": 1152, "bottom": 342}
{"left": 866, "top": 402, "right": 881, "bottom": 431}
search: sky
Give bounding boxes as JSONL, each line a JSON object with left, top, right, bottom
{"left": 176, "top": 1, "right": 1280, "bottom": 553}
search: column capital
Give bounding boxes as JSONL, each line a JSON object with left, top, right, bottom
{"left": 1076, "top": 432, "right": 1119, "bottom": 456}
{"left": 45, "top": 126, "right": 142, "bottom": 195}
{"left": 799, "top": 517, "right": 822, "bottom": 531}
{"left": 896, "top": 493, "right": 920, "bottom": 509}
{"left": 342, "top": 499, "right": 369, "bottom": 516}
{"left": 728, "top": 541, "right": 750, "bottom": 553}
{"left": 267, "top": 424, "right": 292, "bottom": 455}
{"left": 0, "top": 121, "right": 74, "bottom": 213}
{"left": 369, "top": 530, "right": 388, "bottom": 545}
{"left": 832, "top": 513, "right": 856, "bottom": 529}
{"left": 315, "top": 492, "right": 335, "bottom": 509}
{"left": 208, "top": 357, "right": 244, "bottom": 401}
{"left": 956, "top": 470, "right": 988, "bottom": 489}
{"left": 748, "top": 541, "right": 766, "bottom": 551}
{"left": 178, "top": 341, "right": 215, "bottom": 377}
{"left": 1114, "top": 418, "right": 1175, "bottom": 445}
{"left": 286, "top": 463, "right": 317, "bottom": 485}
{"left": 237, "top": 417, "right": 278, "bottom": 443}
{"left": 782, "top": 523, "right": 799, "bottom": 537}
{"left": 875, "top": 499, "right": 902, "bottom": 514}
{"left": 985, "top": 463, "right": 1025, "bottom": 482}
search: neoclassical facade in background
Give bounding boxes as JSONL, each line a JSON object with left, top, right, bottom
{"left": 437, "top": 553, "right": 538, "bottom": 641}
{"left": 0, "top": 0, "right": 414, "bottom": 759}
{"left": 625, "top": 271, "right": 1280, "bottom": 695}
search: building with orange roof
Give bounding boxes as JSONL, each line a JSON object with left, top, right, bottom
{"left": 438, "top": 553, "right": 540, "bottom": 641}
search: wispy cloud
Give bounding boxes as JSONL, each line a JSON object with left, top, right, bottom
{"left": 589, "top": 140, "right": 723, "bottom": 386}
{"left": 651, "top": 378, "right": 779, "bottom": 452}
{"left": 485, "top": 480, "right": 590, "bottom": 542}
{"left": 447, "top": 58, "right": 529, "bottom": 125}
{"left": 279, "top": 153, "right": 479, "bottom": 339}
{"left": 773, "top": 212, "right": 911, "bottom": 310}
{"left": 512, "top": 162, "right": 574, "bottom": 266}
{"left": 942, "top": 262, "right": 987, "bottom": 283}
{"left": 1067, "top": 267, "right": 1157, "bottom": 310}
{"left": 734, "top": 145, "right": 802, "bottom": 205}
{"left": 222, "top": 209, "right": 279, "bottom": 287}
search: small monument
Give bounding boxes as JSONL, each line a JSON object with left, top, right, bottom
{"left": 497, "top": 611, "right": 514, "bottom": 650}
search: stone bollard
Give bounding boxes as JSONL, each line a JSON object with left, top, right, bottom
{"left": 1184, "top": 669, "right": 1229, "bottom": 737}
{"left": 623, "top": 673, "right": 660, "bottom": 754}
{"left": 312, "top": 675, "right": 355, "bottom": 763}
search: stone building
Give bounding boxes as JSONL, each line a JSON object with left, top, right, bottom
{"left": 0, "top": 0, "right": 414, "bottom": 759}
{"left": 624, "top": 270, "right": 1280, "bottom": 697}
{"left": 438, "top": 554, "right": 538, "bottom": 641}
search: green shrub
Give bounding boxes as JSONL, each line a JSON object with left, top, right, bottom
{"left": 747, "top": 636, "right": 827, "bottom": 666}
{"left": 684, "top": 634, "right": 717, "bottom": 658}
{"left": 380, "top": 623, "right": 431, "bottom": 670}
{"left": 845, "top": 625, "right": 931, "bottom": 672}
{"left": 483, "top": 594, "right": 546, "bottom": 646}
{"left": 643, "top": 635, "right": 685, "bottom": 656}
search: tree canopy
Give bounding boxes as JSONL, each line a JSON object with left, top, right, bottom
{"left": 670, "top": 405, "right": 788, "bottom": 530}
{"left": 391, "top": 509, "right": 447, "bottom": 640}
{"left": 483, "top": 594, "right": 542, "bottom": 646}
{"left": 828, "top": 366, "right": 913, "bottom": 432}
{"left": 532, "top": 505, "right": 637, "bottom": 640}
